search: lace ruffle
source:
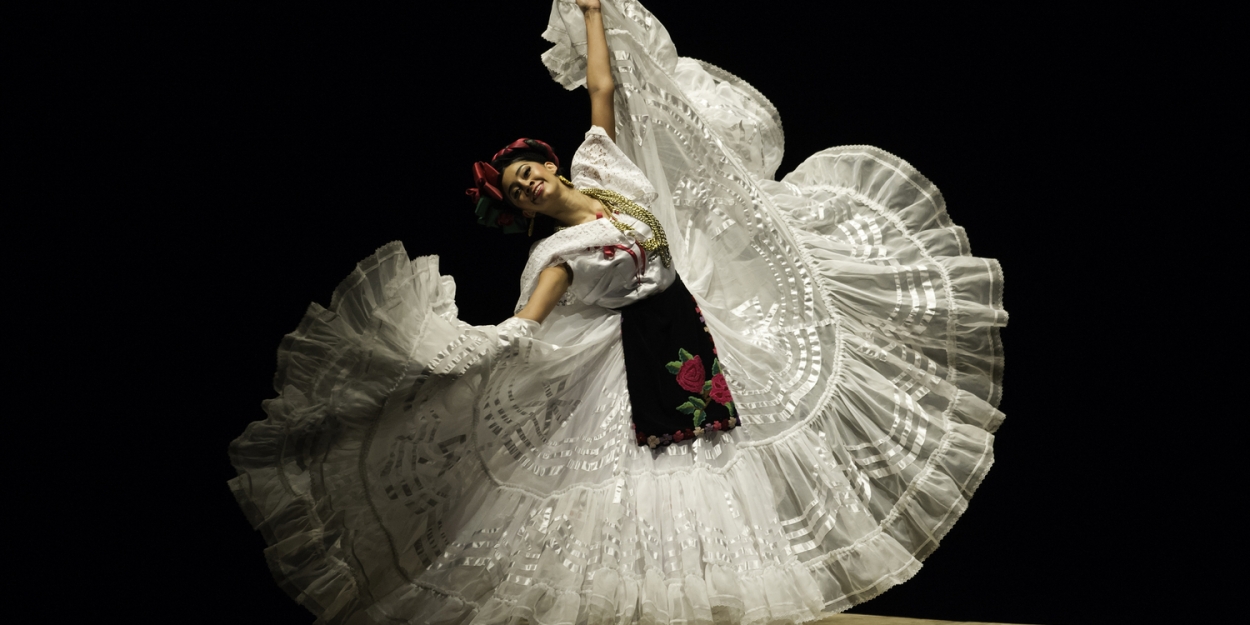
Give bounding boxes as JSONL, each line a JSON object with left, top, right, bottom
{"left": 230, "top": 244, "right": 487, "bottom": 622}
{"left": 674, "top": 58, "right": 785, "bottom": 181}
{"left": 761, "top": 145, "right": 1007, "bottom": 412}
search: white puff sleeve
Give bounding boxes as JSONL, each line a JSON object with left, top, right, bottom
{"left": 569, "top": 126, "right": 657, "bottom": 206}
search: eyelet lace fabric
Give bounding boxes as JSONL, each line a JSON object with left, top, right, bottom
{"left": 229, "top": 2, "right": 1008, "bottom": 624}
{"left": 571, "top": 126, "right": 659, "bottom": 206}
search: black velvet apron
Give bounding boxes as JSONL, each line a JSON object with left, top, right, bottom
{"left": 615, "top": 276, "right": 738, "bottom": 447}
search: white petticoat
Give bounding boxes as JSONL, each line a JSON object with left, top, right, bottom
{"left": 229, "top": 2, "right": 1007, "bottom": 624}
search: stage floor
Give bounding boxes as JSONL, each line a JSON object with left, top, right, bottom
{"left": 812, "top": 616, "right": 1030, "bottom": 625}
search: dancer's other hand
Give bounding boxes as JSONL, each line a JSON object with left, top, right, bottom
{"left": 496, "top": 317, "right": 540, "bottom": 350}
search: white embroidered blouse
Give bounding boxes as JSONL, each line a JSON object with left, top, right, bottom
{"left": 514, "top": 126, "right": 676, "bottom": 312}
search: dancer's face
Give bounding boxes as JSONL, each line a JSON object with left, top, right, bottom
{"left": 500, "top": 160, "right": 559, "bottom": 213}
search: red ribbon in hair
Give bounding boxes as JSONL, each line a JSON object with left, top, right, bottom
{"left": 466, "top": 138, "right": 560, "bottom": 203}
{"left": 467, "top": 162, "right": 503, "bottom": 203}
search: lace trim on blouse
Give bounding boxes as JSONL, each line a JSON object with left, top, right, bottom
{"left": 515, "top": 219, "right": 630, "bottom": 313}
{"left": 515, "top": 126, "right": 661, "bottom": 312}
{"left": 570, "top": 126, "right": 657, "bottom": 206}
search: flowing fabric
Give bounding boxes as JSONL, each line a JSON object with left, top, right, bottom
{"left": 229, "top": 2, "right": 1007, "bottom": 624}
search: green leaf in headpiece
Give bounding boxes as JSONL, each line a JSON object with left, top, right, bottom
{"left": 475, "top": 197, "right": 527, "bottom": 234}
{"left": 474, "top": 197, "right": 494, "bottom": 225}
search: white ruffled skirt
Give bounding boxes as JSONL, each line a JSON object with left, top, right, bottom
{"left": 229, "top": 2, "right": 1007, "bottom": 624}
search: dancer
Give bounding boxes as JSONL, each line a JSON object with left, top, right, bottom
{"left": 230, "top": 1, "right": 1008, "bottom": 623}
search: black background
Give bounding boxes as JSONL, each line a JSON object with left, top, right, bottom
{"left": 39, "top": 2, "right": 1219, "bottom": 624}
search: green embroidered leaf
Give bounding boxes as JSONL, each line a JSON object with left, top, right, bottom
{"left": 725, "top": 402, "right": 736, "bottom": 417}
{"left": 702, "top": 380, "right": 712, "bottom": 394}
{"left": 694, "top": 409, "right": 705, "bottom": 423}
{"left": 712, "top": 358, "right": 721, "bottom": 375}
{"left": 689, "top": 396, "right": 707, "bottom": 410}
{"left": 678, "top": 348, "right": 694, "bottom": 362}
{"left": 665, "top": 361, "right": 683, "bottom": 375}
{"left": 676, "top": 402, "right": 696, "bottom": 415}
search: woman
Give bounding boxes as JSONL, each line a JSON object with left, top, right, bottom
{"left": 230, "top": 1, "right": 1008, "bottom": 623}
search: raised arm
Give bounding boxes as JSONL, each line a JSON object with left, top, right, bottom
{"left": 578, "top": 0, "right": 615, "bottom": 141}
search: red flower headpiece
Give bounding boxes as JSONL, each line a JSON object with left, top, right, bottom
{"left": 467, "top": 138, "right": 560, "bottom": 234}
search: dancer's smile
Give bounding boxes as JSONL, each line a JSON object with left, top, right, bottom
{"left": 502, "top": 161, "right": 558, "bottom": 210}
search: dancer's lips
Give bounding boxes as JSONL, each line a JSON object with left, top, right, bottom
{"left": 532, "top": 181, "right": 544, "bottom": 201}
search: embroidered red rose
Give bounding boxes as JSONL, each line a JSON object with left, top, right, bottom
{"left": 496, "top": 211, "right": 515, "bottom": 226}
{"left": 709, "top": 373, "right": 732, "bottom": 404}
{"left": 676, "top": 356, "right": 705, "bottom": 393}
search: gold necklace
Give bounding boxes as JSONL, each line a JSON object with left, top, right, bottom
{"left": 577, "top": 187, "right": 672, "bottom": 267}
